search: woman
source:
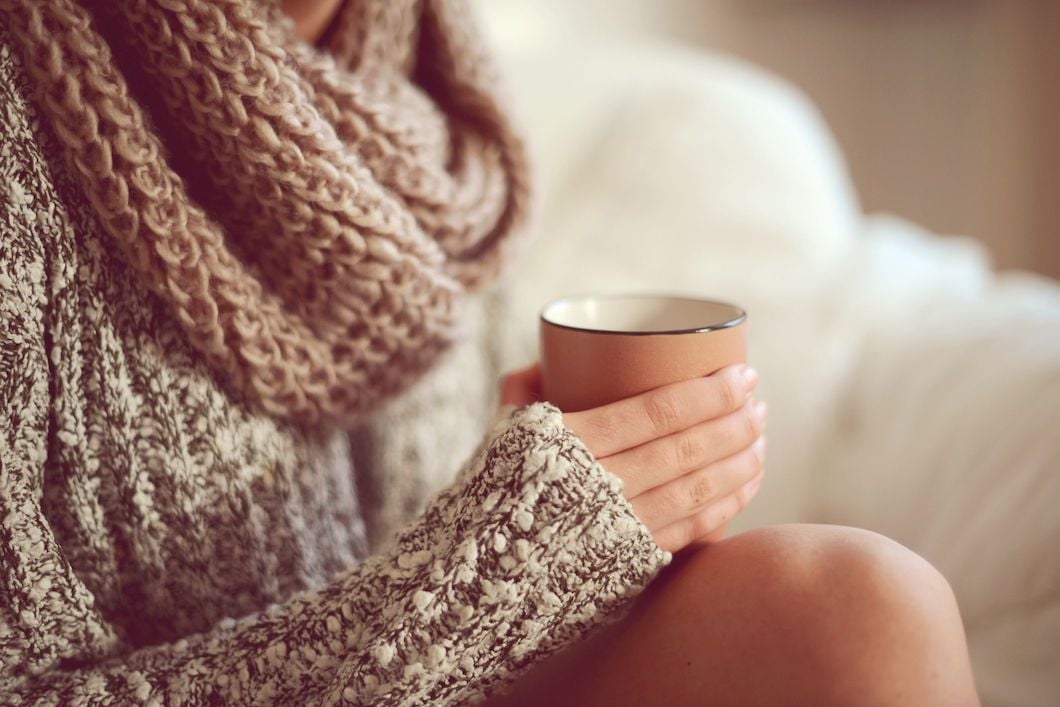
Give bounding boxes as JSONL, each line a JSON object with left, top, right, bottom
{"left": 0, "top": 0, "right": 979, "bottom": 704}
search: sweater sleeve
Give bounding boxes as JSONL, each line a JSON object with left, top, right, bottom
{"left": 0, "top": 35, "right": 670, "bottom": 707}
{"left": 1, "top": 251, "right": 670, "bottom": 705}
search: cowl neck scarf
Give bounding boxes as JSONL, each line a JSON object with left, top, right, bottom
{"left": 2, "top": 0, "right": 529, "bottom": 424}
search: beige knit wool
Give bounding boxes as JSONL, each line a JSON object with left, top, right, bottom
{"left": 1, "top": 23, "right": 672, "bottom": 701}
{"left": 0, "top": 0, "right": 530, "bottom": 425}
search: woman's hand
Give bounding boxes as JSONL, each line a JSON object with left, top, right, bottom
{"left": 501, "top": 364, "right": 766, "bottom": 553}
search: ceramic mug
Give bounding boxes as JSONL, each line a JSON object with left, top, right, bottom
{"left": 540, "top": 294, "right": 747, "bottom": 412}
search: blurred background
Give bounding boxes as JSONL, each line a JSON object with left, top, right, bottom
{"left": 487, "top": 0, "right": 1060, "bottom": 278}
{"left": 472, "top": 2, "right": 1060, "bottom": 704}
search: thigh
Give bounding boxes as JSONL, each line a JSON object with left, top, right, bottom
{"left": 485, "top": 524, "right": 977, "bottom": 707}
{"left": 486, "top": 529, "right": 786, "bottom": 707}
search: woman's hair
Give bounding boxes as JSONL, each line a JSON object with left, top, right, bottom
{"left": 2, "top": 0, "right": 529, "bottom": 423}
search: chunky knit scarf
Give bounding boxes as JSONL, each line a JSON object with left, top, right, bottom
{"left": 1, "top": 0, "right": 529, "bottom": 424}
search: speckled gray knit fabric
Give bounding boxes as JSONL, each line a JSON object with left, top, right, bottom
{"left": 0, "top": 22, "right": 669, "bottom": 706}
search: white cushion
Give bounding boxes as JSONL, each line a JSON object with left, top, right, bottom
{"left": 479, "top": 8, "right": 1060, "bottom": 702}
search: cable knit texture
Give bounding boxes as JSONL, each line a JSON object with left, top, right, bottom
{"left": 0, "top": 0, "right": 531, "bottom": 425}
{"left": 0, "top": 8, "right": 670, "bottom": 706}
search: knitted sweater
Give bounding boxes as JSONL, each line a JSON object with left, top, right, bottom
{"left": 0, "top": 20, "right": 669, "bottom": 707}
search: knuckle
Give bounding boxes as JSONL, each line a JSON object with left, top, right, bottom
{"left": 686, "top": 471, "right": 714, "bottom": 508}
{"left": 644, "top": 390, "right": 682, "bottom": 436}
{"left": 675, "top": 430, "right": 704, "bottom": 470}
{"left": 717, "top": 376, "right": 740, "bottom": 412}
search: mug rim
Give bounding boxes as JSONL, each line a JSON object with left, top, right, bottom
{"left": 540, "top": 293, "right": 747, "bottom": 336}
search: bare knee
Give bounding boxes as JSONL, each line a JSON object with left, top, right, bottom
{"left": 675, "top": 524, "right": 978, "bottom": 705}
{"left": 722, "top": 523, "right": 957, "bottom": 621}
{"left": 487, "top": 524, "right": 977, "bottom": 707}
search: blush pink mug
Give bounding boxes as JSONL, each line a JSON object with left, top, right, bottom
{"left": 539, "top": 294, "right": 748, "bottom": 413}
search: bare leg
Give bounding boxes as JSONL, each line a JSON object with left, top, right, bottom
{"left": 488, "top": 524, "right": 979, "bottom": 707}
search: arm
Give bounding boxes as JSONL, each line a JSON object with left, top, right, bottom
{"left": 0, "top": 186, "right": 666, "bottom": 705}
{"left": 2, "top": 386, "right": 666, "bottom": 705}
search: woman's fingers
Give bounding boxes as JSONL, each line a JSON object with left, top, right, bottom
{"left": 564, "top": 365, "right": 758, "bottom": 459}
{"left": 604, "top": 399, "right": 767, "bottom": 498}
{"left": 652, "top": 468, "right": 766, "bottom": 554}
{"left": 631, "top": 436, "right": 766, "bottom": 532}
{"left": 500, "top": 361, "right": 766, "bottom": 555}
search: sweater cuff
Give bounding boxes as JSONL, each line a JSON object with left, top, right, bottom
{"left": 453, "top": 401, "right": 672, "bottom": 698}
{"left": 327, "top": 402, "right": 670, "bottom": 705}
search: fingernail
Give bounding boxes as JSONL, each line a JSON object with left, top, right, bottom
{"left": 742, "top": 365, "right": 758, "bottom": 387}
{"left": 754, "top": 400, "right": 768, "bottom": 421}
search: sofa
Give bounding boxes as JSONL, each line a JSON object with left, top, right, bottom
{"left": 477, "top": 5, "right": 1060, "bottom": 705}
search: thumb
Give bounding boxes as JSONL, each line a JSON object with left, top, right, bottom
{"left": 500, "top": 363, "right": 542, "bottom": 407}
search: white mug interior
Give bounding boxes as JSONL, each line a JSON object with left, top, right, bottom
{"left": 541, "top": 295, "right": 745, "bottom": 335}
